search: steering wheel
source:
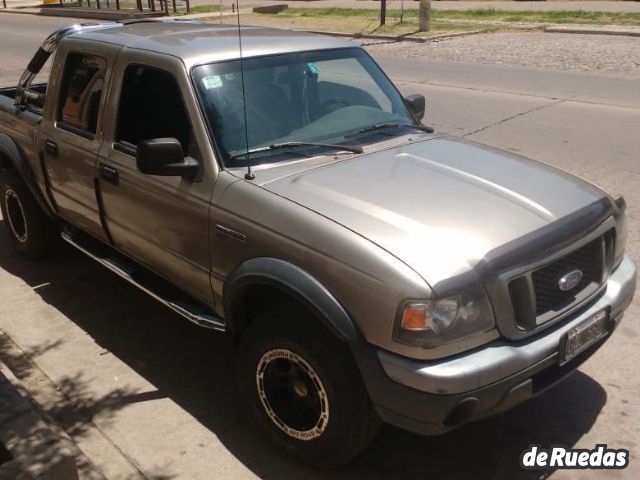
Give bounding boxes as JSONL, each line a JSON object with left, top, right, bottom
{"left": 321, "top": 98, "right": 351, "bottom": 114}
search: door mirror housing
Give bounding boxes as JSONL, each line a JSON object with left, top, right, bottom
{"left": 137, "top": 138, "right": 199, "bottom": 178}
{"left": 405, "top": 94, "right": 426, "bottom": 121}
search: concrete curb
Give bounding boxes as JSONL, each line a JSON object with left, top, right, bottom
{"left": 0, "top": 362, "right": 79, "bottom": 480}
{"left": 0, "top": 332, "right": 143, "bottom": 480}
{"left": 544, "top": 26, "right": 640, "bottom": 37}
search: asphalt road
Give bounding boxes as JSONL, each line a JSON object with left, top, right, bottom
{"left": 0, "top": 12, "right": 639, "bottom": 480}
{"left": 7, "top": 0, "right": 640, "bottom": 11}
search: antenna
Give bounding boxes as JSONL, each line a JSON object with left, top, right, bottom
{"left": 236, "top": 0, "right": 254, "bottom": 180}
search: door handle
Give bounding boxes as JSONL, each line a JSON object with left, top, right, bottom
{"left": 45, "top": 140, "right": 58, "bottom": 157}
{"left": 99, "top": 163, "right": 119, "bottom": 186}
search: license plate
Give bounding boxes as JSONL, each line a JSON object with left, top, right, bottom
{"left": 560, "top": 310, "right": 609, "bottom": 365}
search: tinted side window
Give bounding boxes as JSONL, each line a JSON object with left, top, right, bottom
{"left": 116, "top": 65, "right": 193, "bottom": 155}
{"left": 58, "top": 53, "right": 106, "bottom": 135}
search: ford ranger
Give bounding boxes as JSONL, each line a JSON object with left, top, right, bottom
{"left": 0, "top": 20, "right": 636, "bottom": 467}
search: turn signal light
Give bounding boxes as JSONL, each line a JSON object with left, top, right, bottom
{"left": 401, "top": 304, "right": 433, "bottom": 331}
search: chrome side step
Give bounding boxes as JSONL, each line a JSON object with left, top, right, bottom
{"left": 61, "top": 230, "right": 225, "bottom": 332}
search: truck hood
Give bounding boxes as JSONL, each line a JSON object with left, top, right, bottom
{"left": 260, "top": 137, "right": 608, "bottom": 292}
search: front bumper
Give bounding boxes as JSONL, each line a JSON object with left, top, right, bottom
{"left": 355, "top": 255, "right": 636, "bottom": 435}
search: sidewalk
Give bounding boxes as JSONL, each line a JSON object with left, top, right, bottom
{"left": 0, "top": 357, "right": 86, "bottom": 480}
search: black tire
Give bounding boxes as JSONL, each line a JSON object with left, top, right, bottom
{"left": 237, "top": 309, "right": 381, "bottom": 467}
{"left": 0, "top": 168, "right": 57, "bottom": 260}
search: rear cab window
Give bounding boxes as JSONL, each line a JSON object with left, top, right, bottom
{"left": 57, "top": 52, "right": 107, "bottom": 139}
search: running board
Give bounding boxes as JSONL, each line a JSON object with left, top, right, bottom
{"left": 61, "top": 230, "right": 225, "bottom": 332}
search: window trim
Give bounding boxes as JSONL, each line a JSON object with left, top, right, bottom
{"left": 113, "top": 140, "right": 136, "bottom": 157}
{"left": 55, "top": 51, "right": 107, "bottom": 140}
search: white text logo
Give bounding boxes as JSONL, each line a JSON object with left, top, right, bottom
{"left": 520, "top": 445, "right": 629, "bottom": 470}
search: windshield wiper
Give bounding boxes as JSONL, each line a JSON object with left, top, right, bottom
{"left": 230, "top": 141, "right": 363, "bottom": 160}
{"left": 346, "top": 123, "right": 434, "bottom": 138}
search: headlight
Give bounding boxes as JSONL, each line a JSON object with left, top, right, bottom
{"left": 393, "top": 288, "right": 495, "bottom": 348}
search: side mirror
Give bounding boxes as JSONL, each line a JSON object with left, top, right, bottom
{"left": 405, "top": 94, "right": 426, "bottom": 121}
{"left": 137, "top": 138, "right": 199, "bottom": 178}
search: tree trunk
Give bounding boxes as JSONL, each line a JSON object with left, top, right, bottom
{"left": 380, "top": 0, "right": 386, "bottom": 26}
{"left": 419, "top": 0, "right": 431, "bottom": 32}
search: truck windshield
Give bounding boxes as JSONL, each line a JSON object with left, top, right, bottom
{"left": 192, "top": 48, "right": 415, "bottom": 168}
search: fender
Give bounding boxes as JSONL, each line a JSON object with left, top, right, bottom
{"left": 223, "top": 257, "right": 360, "bottom": 343}
{"left": 0, "top": 133, "right": 55, "bottom": 218}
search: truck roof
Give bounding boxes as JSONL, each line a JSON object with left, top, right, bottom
{"left": 69, "top": 21, "right": 357, "bottom": 67}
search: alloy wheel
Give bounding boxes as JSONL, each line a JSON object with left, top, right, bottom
{"left": 256, "top": 348, "right": 330, "bottom": 441}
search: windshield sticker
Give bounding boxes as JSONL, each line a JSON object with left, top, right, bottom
{"left": 202, "top": 75, "right": 223, "bottom": 89}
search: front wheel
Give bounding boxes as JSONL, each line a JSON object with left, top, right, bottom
{"left": 237, "top": 313, "right": 381, "bottom": 467}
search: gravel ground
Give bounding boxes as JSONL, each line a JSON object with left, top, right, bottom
{"left": 363, "top": 32, "right": 640, "bottom": 76}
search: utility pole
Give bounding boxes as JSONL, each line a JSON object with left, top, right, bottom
{"left": 419, "top": 0, "right": 431, "bottom": 32}
{"left": 380, "top": 0, "right": 386, "bottom": 26}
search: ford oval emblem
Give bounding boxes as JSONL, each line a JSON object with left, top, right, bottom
{"left": 558, "top": 269, "right": 583, "bottom": 291}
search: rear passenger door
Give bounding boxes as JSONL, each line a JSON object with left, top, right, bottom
{"left": 97, "top": 53, "right": 217, "bottom": 306}
{"left": 38, "top": 41, "right": 117, "bottom": 240}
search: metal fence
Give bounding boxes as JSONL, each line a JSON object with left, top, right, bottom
{"left": 76, "top": 0, "right": 191, "bottom": 14}
{"left": 0, "top": 0, "right": 190, "bottom": 15}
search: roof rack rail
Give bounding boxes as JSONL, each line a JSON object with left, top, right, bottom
{"left": 15, "top": 23, "right": 119, "bottom": 109}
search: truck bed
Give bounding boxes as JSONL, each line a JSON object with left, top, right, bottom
{"left": 0, "top": 83, "right": 46, "bottom": 202}
{"left": 0, "top": 83, "right": 47, "bottom": 101}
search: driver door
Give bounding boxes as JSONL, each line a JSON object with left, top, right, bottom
{"left": 96, "top": 53, "right": 217, "bottom": 306}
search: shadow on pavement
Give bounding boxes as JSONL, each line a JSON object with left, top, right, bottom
{"left": 0, "top": 220, "right": 608, "bottom": 480}
{"left": 0, "top": 333, "right": 172, "bottom": 479}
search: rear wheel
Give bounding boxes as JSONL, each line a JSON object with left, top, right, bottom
{"left": 237, "top": 311, "right": 381, "bottom": 467}
{"left": 0, "top": 168, "right": 57, "bottom": 259}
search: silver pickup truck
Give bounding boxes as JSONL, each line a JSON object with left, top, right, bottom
{"left": 0, "top": 20, "right": 636, "bottom": 466}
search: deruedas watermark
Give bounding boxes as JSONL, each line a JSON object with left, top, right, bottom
{"left": 520, "top": 444, "right": 629, "bottom": 470}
